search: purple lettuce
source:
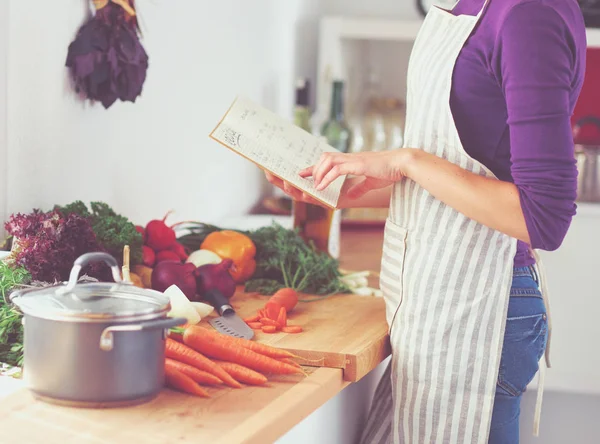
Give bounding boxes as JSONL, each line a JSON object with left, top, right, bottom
{"left": 66, "top": 2, "right": 148, "bottom": 109}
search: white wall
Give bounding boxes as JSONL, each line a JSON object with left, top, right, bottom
{"left": 4, "top": 0, "right": 323, "bottom": 226}
{"left": 0, "top": 0, "right": 8, "bottom": 227}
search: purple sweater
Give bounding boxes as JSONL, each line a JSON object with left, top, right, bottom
{"left": 450, "top": 0, "right": 586, "bottom": 266}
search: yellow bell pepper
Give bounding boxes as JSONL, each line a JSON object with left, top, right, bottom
{"left": 200, "top": 230, "right": 256, "bottom": 284}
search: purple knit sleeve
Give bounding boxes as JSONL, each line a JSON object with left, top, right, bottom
{"left": 495, "top": 2, "right": 579, "bottom": 251}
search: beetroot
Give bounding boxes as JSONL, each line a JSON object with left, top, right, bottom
{"left": 146, "top": 212, "right": 176, "bottom": 251}
{"left": 135, "top": 225, "right": 146, "bottom": 243}
{"left": 169, "top": 242, "right": 189, "bottom": 261}
{"left": 151, "top": 261, "right": 197, "bottom": 300}
{"left": 194, "top": 259, "right": 236, "bottom": 300}
{"left": 156, "top": 250, "right": 181, "bottom": 264}
{"left": 142, "top": 245, "right": 156, "bottom": 267}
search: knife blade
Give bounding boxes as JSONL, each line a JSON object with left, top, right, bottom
{"left": 203, "top": 289, "right": 254, "bottom": 340}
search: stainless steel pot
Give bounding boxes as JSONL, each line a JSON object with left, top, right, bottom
{"left": 10, "top": 252, "right": 186, "bottom": 408}
{"left": 573, "top": 116, "right": 600, "bottom": 203}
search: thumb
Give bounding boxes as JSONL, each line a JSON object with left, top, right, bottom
{"left": 346, "top": 177, "right": 375, "bottom": 199}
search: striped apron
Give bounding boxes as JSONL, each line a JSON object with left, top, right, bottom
{"left": 359, "top": 1, "right": 544, "bottom": 442}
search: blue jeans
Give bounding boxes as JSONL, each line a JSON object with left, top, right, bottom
{"left": 488, "top": 266, "right": 549, "bottom": 443}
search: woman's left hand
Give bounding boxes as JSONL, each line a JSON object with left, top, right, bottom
{"left": 300, "top": 150, "right": 409, "bottom": 198}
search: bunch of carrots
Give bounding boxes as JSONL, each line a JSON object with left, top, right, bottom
{"left": 164, "top": 324, "right": 306, "bottom": 397}
{"left": 244, "top": 288, "right": 303, "bottom": 334}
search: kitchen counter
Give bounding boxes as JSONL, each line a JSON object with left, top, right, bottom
{"left": 0, "top": 227, "right": 388, "bottom": 444}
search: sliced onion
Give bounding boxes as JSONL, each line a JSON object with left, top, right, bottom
{"left": 191, "top": 302, "right": 215, "bottom": 318}
{"left": 164, "top": 285, "right": 201, "bottom": 324}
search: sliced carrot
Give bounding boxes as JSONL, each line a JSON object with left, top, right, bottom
{"left": 165, "top": 339, "right": 242, "bottom": 388}
{"left": 243, "top": 315, "right": 260, "bottom": 323}
{"left": 183, "top": 326, "right": 303, "bottom": 375}
{"left": 164, "top": 366, "right": 210, "bottom": 397}
{"left": 277, "top": 307, "right": 287, "bottom": 328}
{"left": 215, "top": 361, "right": 268, "bottom": 385}
{"left": 258, "top": 308, "right": 267, "bottom": 319}
{"left": 282, "top": 326, "right": 303, "bottom": 334}
{"left": 261, "top": 325, "right": 277, "bottom": 333}
{"left": 165, "top": 359, "right": 223, "bottom": 386}
{"left": 265, "top": 302, "right": 282, "bottom": 321}
{"left": 260, "top": 318, "right": 280, "bottom": 328}
{"left": 248, "top": 322, "right": 263, "bottom": 329}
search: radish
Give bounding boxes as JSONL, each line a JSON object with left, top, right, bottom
{"left": 156, "top": 250, "right": 181, "bottom": 264}
{"left": 142, "top": 246, "right": 156, "bottom": 267}
{"left": 169, "top": 243, "right": 189, "bottom": 261}
{"left": 146, "top": 211, "right": 176, "bottom": 251}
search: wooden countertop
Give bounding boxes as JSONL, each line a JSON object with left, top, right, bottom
{"left": 0, "top": 227, "right": 387, "bottom": 444}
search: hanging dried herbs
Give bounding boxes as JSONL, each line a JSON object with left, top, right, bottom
{"left": 66, "top": 0, "right": 148, "bottom": 109}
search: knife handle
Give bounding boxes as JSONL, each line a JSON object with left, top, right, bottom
{"left": 204, "top": 289, "right": 234, "bottom": 316}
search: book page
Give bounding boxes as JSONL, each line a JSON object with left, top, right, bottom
{"left": 209, "top": 96, "right": 346, "bottom": 209}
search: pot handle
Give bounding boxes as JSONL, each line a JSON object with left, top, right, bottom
{"left": 99, "top": 317, "right": 187, "bottom": 351}
{"left": 57, "top": 252, "right": 125, "bottom": 295}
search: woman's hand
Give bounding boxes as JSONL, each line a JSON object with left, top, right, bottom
{"left": 300, "top": 150, "right": 408, "bottom": 199}
{"left": 265, "top": 163, "right": 397, "bottom": 209}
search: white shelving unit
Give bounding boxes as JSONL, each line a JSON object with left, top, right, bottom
{"left": 316, "top": 16, "right": 600, "bottom": 120}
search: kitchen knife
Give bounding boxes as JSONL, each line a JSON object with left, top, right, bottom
{"left": 203, "top": 289, "right": 254, "bottom": 340}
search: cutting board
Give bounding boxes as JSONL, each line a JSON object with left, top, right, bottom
{"left": 222, "top": 291, "right": 390, "bottom": 382}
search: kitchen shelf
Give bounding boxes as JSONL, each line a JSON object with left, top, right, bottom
{"left": 321, "top": 16, "right": 600, "bottom": 48}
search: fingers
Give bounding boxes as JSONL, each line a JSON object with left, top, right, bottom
{"left": 346, "top": 177, "right": 374, "bottom": 199}
{"left": 313, "top": 153, "right": 336, "bottom": 187}
{"left": 299, "top": 166, "right": 314, "bottom": 178}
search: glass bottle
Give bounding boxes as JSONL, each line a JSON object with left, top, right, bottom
{"left": 292, "top": 79, "right": 338, "bottom": 256}
{"left": 320, "top": 80, "right": 351, "bottom": 258}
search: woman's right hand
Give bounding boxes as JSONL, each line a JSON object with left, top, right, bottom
{"left": 264, "top": 171, "right": 393, "bottom": 209}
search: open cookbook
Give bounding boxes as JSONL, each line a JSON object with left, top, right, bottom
{"left": 209, "top": 96, "right": 346, "bottom": 209}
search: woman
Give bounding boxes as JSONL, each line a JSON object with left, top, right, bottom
{"left": 267, "top": 0, "right": 585, "bottom": 442}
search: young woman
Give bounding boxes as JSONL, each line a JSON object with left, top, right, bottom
{"left": 267, "top": 0, "right": 586, "bottom": 442}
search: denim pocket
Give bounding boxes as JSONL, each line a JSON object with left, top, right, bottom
{"left": 497, "top": 313, "right": 548, "bottom": 397}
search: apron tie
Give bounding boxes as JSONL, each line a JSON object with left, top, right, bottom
{"left": 532, "top": 249, "right": 552, "bottom": 437}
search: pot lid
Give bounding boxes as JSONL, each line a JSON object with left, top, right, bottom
{"left": 10, "top": 253, "right": 170, "bottom": 322}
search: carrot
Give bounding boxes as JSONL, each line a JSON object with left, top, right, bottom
{"left": 265, "top": 302, "right": 281, "bottom": 321}
{"left": 268, "top": 288, "right": 298, "bottom": 312}
{"left": 248, "top": 322, "right": 263, "bottom": 329}
{"left": 168, "top": 330, "right": 184, "bottom": 343}
{"left": 165, "top": 339, "right": 242, "bottom": 388}
{"left": 261, "top": 325, "right": 277, "bottom": 333}
{"left": 244, "top": 315, "right": 260, "bottom": 323}
{"left": 277, "top": 307, "right": 287, "bottom": 327}
{"left": 215, "top": 361, "right": 268, "bottom": 385}
{"left": 183, "top": 326, "right": 303, "bottom": 375}
{"left": 165, "top": 359, "right": 223, "bottom": 386}
{"left": 164, "top": 366, "right": 210, "bottom": 397}
{"left": 282, "top": 326, "right": 303, "bottom": 334}
{"left": 260, "top": 318, "right": 280, "bottom": 328}
{"left": 257, "top": 309, "right": 267, "bottom": 319}
{"left": 280, "top": 358, "right": 302, "bottom": 369}
{"left": 180, "top": 324, "right": 299, "bottom": 359}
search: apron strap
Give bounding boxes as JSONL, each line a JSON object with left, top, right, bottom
{"left": 531, "top": 249, "right": 552, "bottom": 437}
{"left": 475, "top": 0, "right": 491, "bottom": 18}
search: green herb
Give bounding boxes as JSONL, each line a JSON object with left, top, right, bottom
{"left": 0, "top": 262, "right": 30, "bottom": 367}
{"left": 56, "top": 201, "right": 143, "bottom": 264}
{"left": 176, "top": 222, "right": 350, "bottom": 296}
{"left": 244, "top": 224, "right": 349, "bottom": 296}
